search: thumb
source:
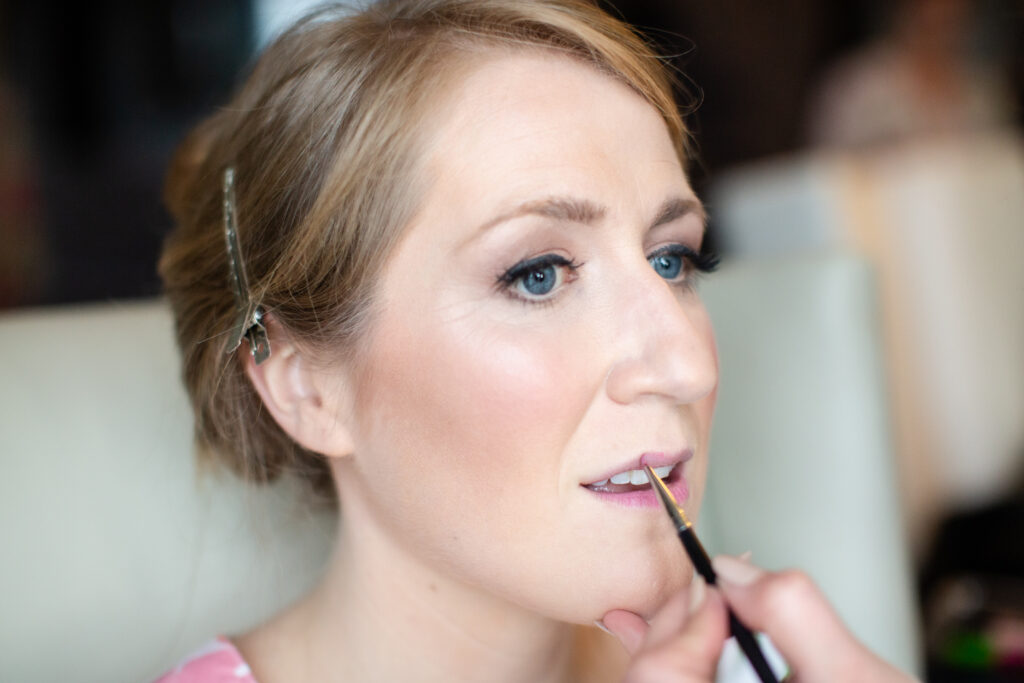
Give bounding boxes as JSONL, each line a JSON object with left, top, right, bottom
{"left": 600, "top": 609, "right": 649, "bottom": 655}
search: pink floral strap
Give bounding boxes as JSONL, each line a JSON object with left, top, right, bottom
{"left": 153, "top": 637, "right": 257, "bottom": 683}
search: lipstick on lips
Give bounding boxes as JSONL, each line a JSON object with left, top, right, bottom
{"left": 581, "top": 451, "right": 691, "bottom": 508}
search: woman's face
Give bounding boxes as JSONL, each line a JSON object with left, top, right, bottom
{"left": 335, "top": 51, "right": 718, "bottom": 623}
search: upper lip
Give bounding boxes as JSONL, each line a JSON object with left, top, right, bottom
{"left": 581, "top": 450, "right": 693, "bottom": 486}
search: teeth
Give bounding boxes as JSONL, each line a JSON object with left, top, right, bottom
{"left": 610, "top": 471, "right": 632, "bottom": 485}
{"left": 597, "top": 465, "right": 674, "bottom": 487}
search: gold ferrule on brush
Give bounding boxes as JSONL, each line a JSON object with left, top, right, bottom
{"left": 643, "top": 465, "right": 693, "bottom": 529}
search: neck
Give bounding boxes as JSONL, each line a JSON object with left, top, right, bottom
{"left": 320, "top": 512, "right": 577, "bottom": 683}
{"left": 237, "top": 495, "right": 621, "bottom": 683}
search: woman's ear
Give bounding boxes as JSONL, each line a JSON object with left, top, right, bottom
{"left": 243, "top": 329, "right": 356, "bottom": 459}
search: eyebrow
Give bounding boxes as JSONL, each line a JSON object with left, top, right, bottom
{"left": 651, "top": 196, "right": 707, "bottom": 231}
{"left": 477, "top": 196, "right": 606, "bottom": 233}
{"left": 477, "top": 194, "right": 706, "bottom": 234}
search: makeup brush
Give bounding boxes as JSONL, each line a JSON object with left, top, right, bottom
{"left": 643, "top": 465, "right": 781, "bottom": 683}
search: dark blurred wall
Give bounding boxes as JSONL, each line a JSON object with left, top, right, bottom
{"left": 2, "top": 0, "right": 251, "bottom": 305}
{"left": 0, "top": 0, "right": 1019, "bottom": 307}
{"left": 605, "top": 0, "right": 874, "bottom": 183}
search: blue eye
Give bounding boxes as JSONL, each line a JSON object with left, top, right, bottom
{"left": 521, "top": 264, "right": 557, "bottom": 295}
{"left": 498, "top": 254, "right": 581, "bottom": 303}
{"left": 650, "top": 252, "right": 683, "bottom": 280}
{"left": 647, "top": 244, "right": 720, "bottom": 283}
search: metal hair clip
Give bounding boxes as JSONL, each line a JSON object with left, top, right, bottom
{"left": 223, "top": 166, "right": 271, "bottom": 365}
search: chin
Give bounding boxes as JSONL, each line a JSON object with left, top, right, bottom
{"left": 537, "top": 557, "right": 694, "bottom": 626}
{"left": 613, "top": 565, "right": 692, "bottom": 622}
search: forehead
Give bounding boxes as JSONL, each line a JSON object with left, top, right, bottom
{"left": 414, "top": 50, "right": 689, "bottom": 224}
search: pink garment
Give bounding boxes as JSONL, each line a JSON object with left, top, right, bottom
{"left": 153, "top": 637, "right": 257, "bottom": 683}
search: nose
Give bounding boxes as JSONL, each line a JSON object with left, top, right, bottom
{"left": 604, "top": 272, "right": 718, "bottom": 407}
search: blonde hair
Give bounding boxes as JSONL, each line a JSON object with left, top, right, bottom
{"left": 160, "top": 0, "right": 690, "bottom": 504}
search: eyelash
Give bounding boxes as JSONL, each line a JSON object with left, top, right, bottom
{"left": 496, "top": 245, "right": 720, "bottom": 305}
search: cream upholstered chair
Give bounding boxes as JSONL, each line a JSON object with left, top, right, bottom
{"left": 708, "top": 132, "right": 1024, "bottom": 552}
{"left": 0, "top": 302, "right": 334, "bottom": 683}
{"left": 699, "top": 253, "right": 920, "bottom": 675}
{"left": 0, "top": 253, "right": 920, "bottom": 682}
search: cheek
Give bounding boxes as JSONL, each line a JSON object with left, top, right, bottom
{"left": 348, "top": 307, "right": 602, "bottom": 599}
{"left": 353, "top": 309, "right": 591, "bottom": 503}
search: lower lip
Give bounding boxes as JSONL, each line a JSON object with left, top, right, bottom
{"left": 582, "top": 470, "right": 689, "bottom": 508}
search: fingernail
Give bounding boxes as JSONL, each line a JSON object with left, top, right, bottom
{"left": 593, "top": 619, "right": 612, "bottom": 635}
{"left": 713, "top": 555, "right": 764, "bottom": 586}
{"left": 739, "top": 550, "right": 753, "bottom": 562}
{"left": 689, "top": 575, "right": 707, "bottom": 612}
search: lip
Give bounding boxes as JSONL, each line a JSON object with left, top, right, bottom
{"left": 581, "top": 450, "right": 692, "bottom": 509}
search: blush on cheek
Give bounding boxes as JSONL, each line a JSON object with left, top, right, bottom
{"left": 348, "top": 317, "right": 594, "bottom": 591}
{"left": 355, "top": 318, "right": 585, "bottom": 492}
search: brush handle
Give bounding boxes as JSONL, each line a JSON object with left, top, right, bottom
{"left": 729, "top": 613, "right": 781, "bottom": 683}
{"left": 677, "top": 526, "right": 780, "bottom": 683}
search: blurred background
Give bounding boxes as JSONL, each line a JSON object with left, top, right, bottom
{"left": 1, "top": 0, "right": 1021, "bottom": 680}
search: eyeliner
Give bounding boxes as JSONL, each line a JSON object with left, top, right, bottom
{"left": 643, "top": 465, "right": 780, "bottom": 683}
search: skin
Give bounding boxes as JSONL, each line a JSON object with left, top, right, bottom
{"left": 241, "top": 50, "right": 717, "bottom": 683}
